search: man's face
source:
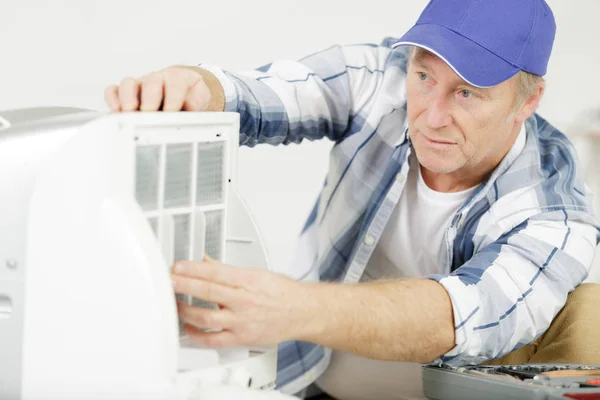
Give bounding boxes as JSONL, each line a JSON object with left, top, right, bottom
{"left": 406, "top": 49, "right": 527, "bottom": 189}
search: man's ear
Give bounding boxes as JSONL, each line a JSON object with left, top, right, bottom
{"left": 515, "top": 82, "right": 545, "bottom": 124}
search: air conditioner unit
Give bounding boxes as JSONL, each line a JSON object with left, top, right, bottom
{"left": 0, "top": 107, "right": 289, "bottom": 400}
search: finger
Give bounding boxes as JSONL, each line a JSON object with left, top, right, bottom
{"left": 118, "top": 77, "right": 140, "bottom": 111}
{"left": 162, "top": 68, "right": 189, "bottom": 111}
{"left": 202, "top": 254, "right": 216, "bottom": 262}
{"left": 172, "top": 275, "right": 245, "bottom": 304}
{"left": 104, "top": 85, "right": 121, "bottom": 111}
{"left": 173, "top": 260, "right": 253, "bottom": 288}
{"left": 178, "top": 301, "right": 234, "bottom": 330}
{"left": 139, "top": 72, "right": 164, "bottom": 112}
{"left": 184, "top": 325, "right": 240, "bottom": 348}
{"left": 182, "top": 79, "right": 211, "bottom": 111}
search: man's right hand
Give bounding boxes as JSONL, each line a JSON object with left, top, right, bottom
{"left": 104, "top": 66, "right": 225, "bottom": 113}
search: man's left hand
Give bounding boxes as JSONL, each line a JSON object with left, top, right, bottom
{"left": 171, "top": 257, "right": 315, "bottom": 348}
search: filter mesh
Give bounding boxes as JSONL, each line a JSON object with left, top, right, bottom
{"left": 205, "top": 210, "right": 223, "bottom": 260}
{"left": 134, "top": 141, "right": 226, "bottom": 263}
{"left": 135, "top": 135, "right": 229, "bottom": 339}
{"left": 165, "top": 143, "right": 192, "bottom": 208}
{"left": 196, "top": 143, "right": 224, "bottom": 206}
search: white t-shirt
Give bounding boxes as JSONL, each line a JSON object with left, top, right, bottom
{"left": 316, "top": 153, "right": 478, "bottom": 400}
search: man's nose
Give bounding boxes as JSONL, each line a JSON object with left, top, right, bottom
{"left": 425, "top": 96, "right": 452, "bottom": 129}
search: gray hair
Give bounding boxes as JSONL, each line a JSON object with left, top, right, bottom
{"left": 514, "top": 70, "right": 544, "bottom": 108}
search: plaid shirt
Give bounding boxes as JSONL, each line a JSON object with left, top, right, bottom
{"left": 200, "top": 37, "right": 600, "bottom": 394}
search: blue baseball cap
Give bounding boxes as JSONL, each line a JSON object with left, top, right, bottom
{"left": 392, "top": 0, "right": 556, "bottom": 88}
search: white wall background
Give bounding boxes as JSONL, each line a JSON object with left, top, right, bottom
{"left": 2, "top": 0, "right": 600, "bottom": 280}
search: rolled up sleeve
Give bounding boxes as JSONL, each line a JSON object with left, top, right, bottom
{"left": 429, "top": 209, "right": 600, "bottom": 366}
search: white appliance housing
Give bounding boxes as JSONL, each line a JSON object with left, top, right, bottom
{"left": 0, "top": 108, "right": 279, "bottom": 400}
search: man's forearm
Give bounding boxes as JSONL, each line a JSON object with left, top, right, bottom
{"left": 297, "top": 279, "right": 456, "bottom": 363}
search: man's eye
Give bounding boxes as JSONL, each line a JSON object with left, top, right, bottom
{"left": 459, "top": 89, "right": 473, "bottom": 98}
{"left": 418, "top": 72, "right": 428, "bottom": 81}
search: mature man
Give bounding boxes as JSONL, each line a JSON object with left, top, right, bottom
{"left": 105, "top": 0, "right": 600, "bottom": 398}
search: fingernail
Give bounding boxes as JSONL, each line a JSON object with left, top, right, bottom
{"left": 174, "top": 263, "right": 184, "bottom": 274}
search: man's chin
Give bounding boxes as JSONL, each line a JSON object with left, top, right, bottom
{"left": 421, "top": 165, "right": 459, "bottom": 175}
{"left": 415, "top": 156, "right": 461, "bottom": 175}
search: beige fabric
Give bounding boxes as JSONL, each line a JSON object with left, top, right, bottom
{"left": 486, "top": 283, "right": 600, "bottom": 365}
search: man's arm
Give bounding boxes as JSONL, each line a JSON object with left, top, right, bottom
{"left": 105, "top": 42, "right": 408, "bottom": 147}
{"left": 300, "top": 278, "right": 455, "bottom": 362}
{"left": 171, "top": 211, "right": 598, "bottom": 364}
{"left": 429, "top": 213, "right": 599, "bottom": 366}
{"left": 171, "top": 258, "right": 454, "bottom": 363}
{"left": 196, "top": 43, "right": 406, "bottom": 147}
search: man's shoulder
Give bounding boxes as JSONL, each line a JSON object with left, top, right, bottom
{"left": 499, "top": 112, "right": 579, "bottom": 181}
{"left": 460, "top": 115, "right": 595, "bottom": 248}
{"left": 531, "top": 113, "right": 574, "bottom": 147}
{"left": 525, "top": 113, "right": 582, "bottom": 181}
{"left": 492, "top": 113, "right": 592, "bottom": 216}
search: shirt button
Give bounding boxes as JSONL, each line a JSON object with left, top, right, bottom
{"left": 364, "top": 235, "right": 375, "bottom": 246}
{"left": 396, "top": 173, "right": 405, "bottom": 183}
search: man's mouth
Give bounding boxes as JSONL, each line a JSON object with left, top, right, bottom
{"left": 420, "top": 131, "right": 456, "bottom": 146}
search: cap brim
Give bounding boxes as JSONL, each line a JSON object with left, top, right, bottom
{"left": 393, "top": 23, "right": 520, "bottom": 88}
